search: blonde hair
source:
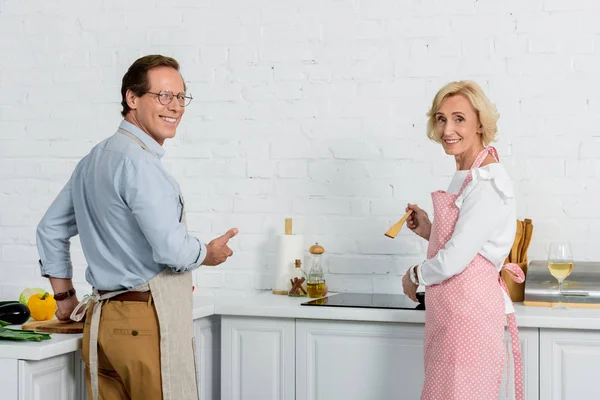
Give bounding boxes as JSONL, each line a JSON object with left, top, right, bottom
{"left": 426, "top": 80, "right": 499, "bottom": 146}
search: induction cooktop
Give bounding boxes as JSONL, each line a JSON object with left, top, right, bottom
{"left": 301, "top": 292, "right": 425, "bottom": 310}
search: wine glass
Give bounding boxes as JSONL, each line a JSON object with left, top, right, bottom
{"left": 548, "top": 242, "right": 574, "bottom": 310}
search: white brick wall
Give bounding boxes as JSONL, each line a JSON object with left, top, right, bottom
{"left": 1, "top": 0, "right": 599, "bottom": 300}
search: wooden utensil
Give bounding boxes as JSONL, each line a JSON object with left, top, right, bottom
{"left": 22, "top": 319, "right": 84, "bottom": 334}
{"left": 510, "top": 220, "right": 523, "bottom": 263}
{"left": 516, "top": 220, "right": 526, "bottom": 262}
{"left": 520, "top": 218, "right": 533, "bottom": 264}
{"left": 384, "top": 210, "right": 413, "bottom": 239}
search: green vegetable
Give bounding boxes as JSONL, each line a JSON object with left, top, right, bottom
{"left": 19, "top": 288, "right": 46, "bottom": 305}
{"left": 0, "top": 320, "right": 52, "bottom": 342}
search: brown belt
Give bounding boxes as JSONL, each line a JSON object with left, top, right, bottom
{"left": 97, "top": 290, "right": 151, "bottom": 302}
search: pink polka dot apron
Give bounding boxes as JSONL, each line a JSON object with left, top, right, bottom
{"left": 421, "top": 146, "right": 525, "bottom": 400}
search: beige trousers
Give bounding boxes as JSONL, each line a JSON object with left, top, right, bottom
{"left": 82, "top": 297, "right": 162, "bottom": 400}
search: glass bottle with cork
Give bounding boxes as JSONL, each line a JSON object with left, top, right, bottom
{"left": 307, "top": 242, "right": 326, "bottom": 298}
{"left": 287, "top": 259, "right": 307, "bottom": 297}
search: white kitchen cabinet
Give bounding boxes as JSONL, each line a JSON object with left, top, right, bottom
{"left": 194, "top": 315, "right": 221, "bottom": 400}
{"left": 296, "top": 320, "right": 539, "bottom": 400}
{"left": 75, "top": 351, "right": 87, "bottom": 400}
{"left": 499, "top": 327, "right": 539, "bottom": 400}
{"left": 221, "top": 316, "right": 295, "bottom": 400}
{"left": 18, "top": 353, "right": 76, "bottom": 400}
{"left": 540, "top": 328, "right": 600, "bottom": 400}
{"left": 296, "top": 320, "right": 426, "bottom": 400}
{"left": 0, "top": 359, "right": 19, "bottom": 399}
{"left": 0, "top": 349, "right": 82, "bottom": 400}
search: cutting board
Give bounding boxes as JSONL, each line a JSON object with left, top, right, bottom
{"left": 21, "top": 319, "right": 84, "bottom": 334}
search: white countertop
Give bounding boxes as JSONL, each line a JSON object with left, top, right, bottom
{"left": 4, "top": 291, "right": 600, "bottom": 361}
{"left": 207, "top": 292, "right": 600, "bottom": 330}
{"left": 0, "top": 330, "right": 82, "bottom": 361}
{"left": 0, "top": 297, "right": 216, "bottom": 361}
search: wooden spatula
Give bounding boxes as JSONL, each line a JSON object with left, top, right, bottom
{"left": 384, "top": 210, "right": 413, "bottom": 239}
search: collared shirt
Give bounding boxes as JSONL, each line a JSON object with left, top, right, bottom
{"left": 416, "top": 163, "right": 517, "bottom": 313}
{"left": 36, "top": 120, "right": 206, "bottom": 291}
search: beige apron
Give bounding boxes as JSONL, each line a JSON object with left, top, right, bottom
{"left": 71, "top": 128, "right": 199, "bottom": 400}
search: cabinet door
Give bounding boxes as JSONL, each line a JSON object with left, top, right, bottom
{"left": 18, "top": 353, "right": 76, "bottom": 400}
{"left": 0, "top": 359, "right": 18, "bottom": 400}
{"left": 221, "top": 316, "right": 295, "bottom": 400}
{"left": 499, "top": 327, "right": 539, "bottom": 400}
{"left": 194, "top": 315, "right": 221, "bottom": 400}
{"left": 74, "top": 351, "right": 87, "bottom": 400}
{"left": 540, "top": 329, "right": 600, "bottom": 400}
{"left": 296, "top": 320, "right": 425, "bottom": 400}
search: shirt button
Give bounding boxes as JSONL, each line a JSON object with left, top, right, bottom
{"left": 132, "top": 330, "right": 139, "bottom": 336}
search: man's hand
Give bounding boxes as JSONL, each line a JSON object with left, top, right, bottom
{"left": 402, "top": 269, "right": 418, "bottom": 302}
{"left": 202, "top": 228, "right": 239, "bottom": 266}
{"left": 56, "top": 296, "right": 79, "bottom": 323}
{"left": 48, "top": 277, "right": 78, "bottom": 323}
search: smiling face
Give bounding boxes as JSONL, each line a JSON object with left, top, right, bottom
{"left": 435, "top": 94, "right": 483, "bottom": 157}
{"left": 125, "top": 66, "right": 185, "bottom": 145}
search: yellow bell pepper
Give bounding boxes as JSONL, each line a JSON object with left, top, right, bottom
{"left": 27, "top": 292, "right": 56, "bottom": 321}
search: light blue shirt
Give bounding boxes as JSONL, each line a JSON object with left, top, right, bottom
{"left": 36, "top": 120, "right": 206, "bottom": 291}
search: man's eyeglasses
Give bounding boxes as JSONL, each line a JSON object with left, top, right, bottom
{"left": 145, "top": 90, "right": 193, "bottom": 107}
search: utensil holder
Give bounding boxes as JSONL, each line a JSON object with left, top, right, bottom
{"left": 501, "top": 261, "right": 528, "bottom": 302}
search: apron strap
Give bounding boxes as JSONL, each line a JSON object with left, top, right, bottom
{"left": 472, "top": 145, "right": 499, "bottom": 169}
{"left": 457, "top": 146, "right": 500, "bottom": 196}
{"left": 118, "top": 127, "right": 154, "bottom": 154}
{"left": 499, "top": 263, "right": 525, "bottom": 400}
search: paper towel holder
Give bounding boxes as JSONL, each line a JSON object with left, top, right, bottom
{"left": 273, "top": 217, "right": 305, "bottom": 295}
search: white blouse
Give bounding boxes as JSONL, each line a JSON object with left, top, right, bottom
{"left": 416, "top": 163, "right": 517, "bottom": 313}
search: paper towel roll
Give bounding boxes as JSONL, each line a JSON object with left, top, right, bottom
{"left": 274, "top": 234, "right": 305, "bottom": 294}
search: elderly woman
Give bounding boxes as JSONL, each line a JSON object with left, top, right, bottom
{"left": 401, "top": 81, "right": 524, "bottom": 400}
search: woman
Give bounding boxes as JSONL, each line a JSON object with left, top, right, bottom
{"left": 401, "top": 81, "right": 524, "bottom": 400}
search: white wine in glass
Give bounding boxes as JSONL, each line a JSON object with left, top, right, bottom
{"left": 548, "top": 261, "right": 573, "bottom": 282}
{"left": 548, "top": 242, "right": 573, "bottom": 310}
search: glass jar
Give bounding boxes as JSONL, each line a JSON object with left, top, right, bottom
{"left": 307, "top": 243, "right": 326, "bottom": 298}
{"left": 288, "top": 259, "right": 307, "bottom": 297}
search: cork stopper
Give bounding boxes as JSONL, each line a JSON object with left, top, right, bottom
{"left": 309, "top": 242, "right": 324, "bottom": 254}
{"left": 295, "top": 259, "right": 302, "bottom": 269}
{"left": 285, "top": 218, "right": 293, "bottom": 235}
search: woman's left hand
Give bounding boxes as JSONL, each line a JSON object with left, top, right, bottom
{"left": 402, "top": 269, "right": 419, "bottom": 302}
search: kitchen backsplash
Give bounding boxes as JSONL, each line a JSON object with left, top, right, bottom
{"left": 2, "top": 0, "right": 600, "bottom": 300}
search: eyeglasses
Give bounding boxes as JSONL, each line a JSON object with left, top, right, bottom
{"left": 145, "top": 90, "right": 193, "bottom": 107}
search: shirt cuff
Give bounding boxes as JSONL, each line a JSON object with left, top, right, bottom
{"left": 416, "top": 261, "right": 427, "bottom": 287}
{"left": 39, "top": 260, "right": 73, "bottom": 279}
{"left": 194, "top": 239, "right": 208, "bottom": 267}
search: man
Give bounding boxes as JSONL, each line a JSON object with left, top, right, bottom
{"left": 36, "top": 54, "right": 237, "bottom": 400}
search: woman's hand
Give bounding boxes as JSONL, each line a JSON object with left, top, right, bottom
{"left": 402, "top": 267, "right": 418, "bottom": 302}
{"left": 406, "top": 203, "right": 432, "bottom": 241}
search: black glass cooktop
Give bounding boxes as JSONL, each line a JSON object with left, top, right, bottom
{"left": 301, "top": 292, "right": 425, "bottom": 310}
